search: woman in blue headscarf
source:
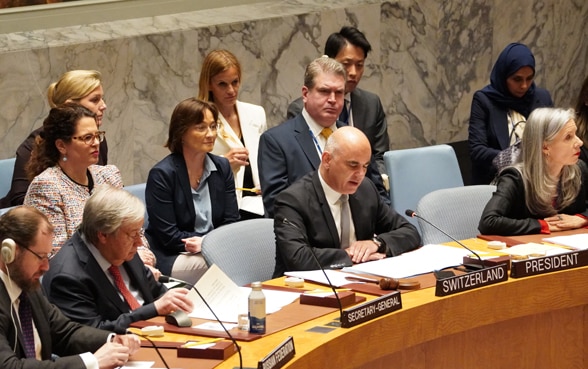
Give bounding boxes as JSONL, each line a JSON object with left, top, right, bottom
{"left": 468, "top": 43, "right": 553, "bottom": 184}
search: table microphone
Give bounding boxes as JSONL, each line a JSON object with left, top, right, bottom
{"left": 281, "top": 217, "right": 344, "bottom": 322}
{"left": 404, "top": 209, "right": 485, "bottom": 271}
{"left": 129, "top": 330, "right": 170, "bottom": 369}
{"left": 158, "top": 275, "right": 243, "bottom": 369}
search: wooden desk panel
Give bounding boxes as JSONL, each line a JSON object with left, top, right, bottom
{"left": 214, "top": 266, "right": 588, "bottom": 369}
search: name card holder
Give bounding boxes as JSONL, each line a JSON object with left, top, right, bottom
{"left": 340, "top": 292, "right": 402, "bottom": 328}
{"left": 177, "top": 340, "right": 237, "bottom": 360}
{"left": 257, "top": 336, "right": 295, "bottom": 369}
{"left": 510, "top": 249, "right": 588, "bottom": 278}
{"left": 435, "top": 264, "right": 509, "bottom": 297}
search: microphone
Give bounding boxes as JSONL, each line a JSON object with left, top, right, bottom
{"left": 158, "top": 275, "right": 186, "bottom": 284}
{"left": 160, "top": 276, "right": 243, "bottom": 369}
{"left": 281, "top": 217, "right": 344, "bottom": 323}
{"left": 129, "top": 330, "right": 170, "bottom": 369}
{"left": 404, "top": 209, "right": 485, "bottom": 271}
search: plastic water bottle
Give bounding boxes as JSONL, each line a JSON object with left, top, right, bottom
{"left": 248, "top": 281, "right": 266, "bottom": 334}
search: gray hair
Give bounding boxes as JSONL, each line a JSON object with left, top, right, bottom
{"left": 515, "top": 107, "right": 581, "bottom": 215}
{"left": 303, "top": 56, "right": 347, "bottom": 89}
{"left": 80, "top": 185, "right": 145, "bottom": 245}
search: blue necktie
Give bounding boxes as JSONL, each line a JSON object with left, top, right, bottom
{"left": 18, "top": 292, "right": 36, "bottom": 358}
{"left": 339, "top": 100, "right": 350, "bottom": 125}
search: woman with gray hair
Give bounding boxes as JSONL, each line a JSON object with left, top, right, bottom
{"left": 479, "top": 107, "right": 588, "bottom": 235}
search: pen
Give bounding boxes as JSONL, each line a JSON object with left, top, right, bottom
{"left": 303, "top": 288, "right": 351, "bottom": 294}
{"left": 182, "top": 338, "right": 223, "bottom": 348}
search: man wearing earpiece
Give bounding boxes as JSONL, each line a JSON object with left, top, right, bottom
{"left": 42, "top": 185, "right": 193, "bottom": 333}
{"left": 0, "top": 205, "right": 140, "bottom": 369}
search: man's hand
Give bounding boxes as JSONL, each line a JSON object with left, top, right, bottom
{"left": 182, "top": 236, "right": 203, "bottom": 253}
{"left": 345, "top": 240, "right": 385, "bottom": 263}
{"left": 94, "top": 341, "right": 130, "bottom": 369}
{"left": 154, "top": 288, "right": 194, "bottom": 315}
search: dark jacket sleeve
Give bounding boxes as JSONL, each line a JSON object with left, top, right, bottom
{"left": 478, "top": 168, "right": 543, "bottom": 235}
{"left": 258, "top": 131, "right": 291, "bottom": 217}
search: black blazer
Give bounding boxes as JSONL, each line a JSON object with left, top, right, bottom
{"left": 272, "top": 171, "right": 420, "bottom": 277}
{"left": 258, "top": 114, "right": 389, "bottom": 217}
{"left": 145, "top": 153, "right": 239, "bottom": 275}
{"left": 42, "top": 231, "right": 167, "bottom": 333}
{"left": 0, "top": 279, "right": 109, "bottom": 367}
{"left": 287, "top": 87, "right": 390, "bottom": 174}
{"left": 468, "top": 88, "right": 553, "bottom": 184}
{"left": 478, "top": 163, "right": 588, "bottom": 235}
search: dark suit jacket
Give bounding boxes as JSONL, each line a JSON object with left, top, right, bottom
{"left": 468, "top": 88, "right": 552, "bottom": 184}
{"left": 145, "top": 153, "right": 239, "bottom": 275}
{"left": 0, "top": 280, "right": 109, "bottom": 368}
{"left": 42, "top": 231, "right": 167, "bottom": 333}
{"left": 258, "top": 114, "right": 389, "bottom": 217}
{"left": 287, "top": 87, "right": 390, "bottom": 174}
{"left": 478, "top": 163, "right": 588, "bottom": 235}
{"left": 0, "top": 127, "right": 108, "bottom": 208}
{"left": 272, "top": 171, "right": 421, "bottom": 277}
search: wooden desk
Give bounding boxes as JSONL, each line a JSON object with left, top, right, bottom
{"left": 137, "top": 238, "right": 588, "bottom": 368}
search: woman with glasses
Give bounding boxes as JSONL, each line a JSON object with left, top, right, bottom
{"left": 23, "top": 103, "right": 122, "bottom": 251}
{"left": 198, "top": 49, "right": 267, "bottom": 218}
{"left": 145, "top": 97, "right": 239, "bottom": 284}
{"left": 0, "top": 70, "right": 109, "bottom": 208}
{"left": 479, "top": 108, "right": 588, "bottom": 235}
{"left": 468, "top": 43, "right": 553, "bottom": 184}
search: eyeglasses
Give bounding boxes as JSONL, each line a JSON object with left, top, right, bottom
{"left": 22, "top": 246, "right": 54, "bottom": 261}
{"left": 124, "top": 228, "right": 145, "bottom": 240}
{"left": 193, "top": 123, "right": 219, "bottom": 133}
{"left": 72, "top": 131, "right": 106, "bottom": 145}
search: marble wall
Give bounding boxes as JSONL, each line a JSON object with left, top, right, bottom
{"left": 0, "top": 0, "right": 587, "bottom": 185}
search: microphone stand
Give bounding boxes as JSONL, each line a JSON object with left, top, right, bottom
{"left": 131, "top": 331, "right": 170, "bottom": 369}
{"left": 282, "top": 218, "right": 344, "bottom": 324}
{"left": 405, "top": 209, "right": 485, "bottom": 271}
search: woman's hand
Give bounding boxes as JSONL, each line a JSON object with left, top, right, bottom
{"left": 224, "top": 148, "right": 249, "bottom": 172}
{"left": 182, "top": 236, "right": 203, "bottom": 253}
{"left": 545, "top": 214, "right": 588, "bottom": 231}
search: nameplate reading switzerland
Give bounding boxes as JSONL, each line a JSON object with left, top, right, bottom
{"left": 435, "top": 264, "right": 509, "bottom": 297}
{"left": 340, "top": 292, "right": 402, "bottom": 328}
{"left": 257, "top": 336, "right": 295, "bottom": 369}
{"left": 510, "top": 249, "right": 588, "bottom": 278}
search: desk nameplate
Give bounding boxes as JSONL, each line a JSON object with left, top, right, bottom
{"left": 340, "top": 292, "right": 402, "bottom": 328}
{"left": 510, "top": 249, "right": 588, "bottom": 278}
{"left": 435, "top": 264, "right": 509, "bottom": 297}
{"left": 258, "top": 336, "right": 295, "bottom": 369}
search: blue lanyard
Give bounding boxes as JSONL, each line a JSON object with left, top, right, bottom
{"left": 310, "top": 129, "right": 323, "bottom": 155}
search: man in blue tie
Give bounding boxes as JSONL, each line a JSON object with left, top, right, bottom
{"left": 287, "top": 26, "right": 390, "bottom": 175}
{"left": 0, "top": 206, "right": 140, "bottom": 368}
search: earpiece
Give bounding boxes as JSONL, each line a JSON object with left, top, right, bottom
{"left": 1, "top": 239, "right": 16, "bottom": 264}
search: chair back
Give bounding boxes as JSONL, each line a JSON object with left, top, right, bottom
{"left": 124, "top": 183, "right": 148, "bottom": 228}
{"left": 384, "top": 144, "right": 463, "bottom": 230}
{"left": 201, "top": 218, "right": 275, "bottom": 286}
{"left": 415, "top": 185, "right": 496, "bottom": 244}
{"left": 0, "top": 158, "right": 16, "bottom": 201}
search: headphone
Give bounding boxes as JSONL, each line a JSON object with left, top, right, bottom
{"left": 1, "top": 238, "right": 16, "bottom": 264}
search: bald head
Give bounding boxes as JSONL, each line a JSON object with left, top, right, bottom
{"left": 320, "top": 127, "right": 372, "bottom": 194}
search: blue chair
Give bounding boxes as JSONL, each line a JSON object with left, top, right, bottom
{"left": 124, "top": 183, "right": 148, "bottom": 228}
{"left": 384, "top": 145, "right": 464, "bottom": 231}
{"left": 415, "top": 185, "right": 496, "bottom": 244}
{"left": 201, "top": 219, "right": 275, "bottom": 286}
{"left": 0, "top": 158, "right": 16, "bottom": 202}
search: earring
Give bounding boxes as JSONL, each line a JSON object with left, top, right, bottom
{"left": 62, "top": 155, "right": 67, "bottom": 162}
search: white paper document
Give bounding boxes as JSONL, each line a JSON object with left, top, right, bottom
{"left": 240, "top": 196, "right": 264, "bottom": 216}
{"left": 542, "top": 233, "right": 588, "bottom": 250}
{"left": 284, "top": 269, "right": 358, "bottom": 287}
{"left": 187, "top": 264, "right": 300, "bottom": 323}
{"left": 342, "top": 244, "right": 470, "bottom": 279}
{"left": 499, "top": 242, "right": 569, "bottom": 257}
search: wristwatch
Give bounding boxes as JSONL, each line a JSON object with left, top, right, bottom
{"left": 372, "top": 236, "right": 386, "bottom": 253}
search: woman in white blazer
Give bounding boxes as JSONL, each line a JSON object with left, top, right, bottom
{"left": 198, "top": 49, "right": 267, "bottom": 218}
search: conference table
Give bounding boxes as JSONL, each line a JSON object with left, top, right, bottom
{"left": 132, "top": 233, "right": 588, "bottom": 369}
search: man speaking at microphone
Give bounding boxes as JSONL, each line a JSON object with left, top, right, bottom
{"left": 272, "top": 127, "right": 421, "bottom": 277}
{"left": 42, "top": 185, "right": 193, "bottom": 333}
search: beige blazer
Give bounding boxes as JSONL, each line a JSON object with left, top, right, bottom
{"left": 212, "top": 100, "right": 266, "bottom": 206}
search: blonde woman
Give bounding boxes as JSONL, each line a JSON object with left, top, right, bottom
{"left": 198, "top": 49, "right": 266, "bottom": 217}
